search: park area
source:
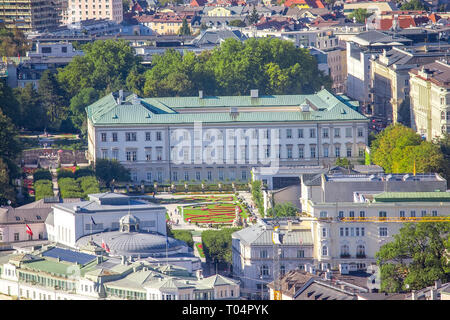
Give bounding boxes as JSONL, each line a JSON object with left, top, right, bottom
{"left": 182, "top": 200, "right": 249, "bottom": 225}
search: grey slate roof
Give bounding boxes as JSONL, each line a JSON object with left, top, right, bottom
{"left": 192, "top": 29, "right": 247, "bottom": 45}
{"left": 233, "top": 223, "right": 313, "bottom": 246}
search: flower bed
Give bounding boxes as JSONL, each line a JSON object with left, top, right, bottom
{"left": 195, "top": 243, "right": 205, "bottom": 258}
{"left": 183, "top": 203, "right": 239, "bottom": 224}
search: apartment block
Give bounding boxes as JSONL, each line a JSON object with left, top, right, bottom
{"left": 0, "top": 0, "right": 59, "bottom": 32}
{"left": 67, "top": 0, "right": 123, "bottom": 24}
{"left": 409, "top": 60, "right": 450, "bottom": 141}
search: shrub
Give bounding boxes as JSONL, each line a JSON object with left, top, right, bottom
{"left": 57, "top": 169, "right": 75, "bottom": 179}
{"left": 169, "top": 229, "right": 194, "bottom": 248}
{"left": 33, "top": 169, "right": 52, "bottom": 181}
{"left": 78, "top": 176, "right": 100, "bottom": 194}
{"left": 34, "top": 180, "right": 54, "bottom": 200}
{"left": 74, "top": 167, "right": 95, "bottom": 179}
{"left": 58, "top": 177, "right": 83, "bottom": 198}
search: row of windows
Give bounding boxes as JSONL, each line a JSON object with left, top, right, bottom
{"left": 259, "top": 249, "right": 306, "bottom": 259}
{"left": 340, "top": 244, "right": 365, "bottom": 257}
{"left": 339, "top": 227, "right": 365, "bottom": 237}
{"left": 171, "top": 170, "right": 247, "bottom": 182}
{"left": 9, "top": 232, "right": 44, "bottom": 241}
{"left": 100, "top": 127, "right": 365, "bottom": 143}
{"left": 101, "top": 144, "right": 364, "bottom": 162}
{"left": 100, "top": 131, "right": 163, "bottom": 142}
{"left": 322, "top": 210, "right": 439, "bottom": 218}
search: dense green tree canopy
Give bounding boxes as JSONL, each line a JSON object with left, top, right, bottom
{"left": 376, "top": 222, "right": 450, "bottom": 292}
{"left": 178, "top": 19, "right": 191, "bottom": 36}
{"left": 0, "top": 79, "right": 20, "bottom": 124}
{"left": 69, "top": 87, "right": 99, "bottom": 135}
{"left": 348, "top": 8, "right": 372, "bottom": 24}
{"left": 140, "top": 38, "right": 331, "bottom": 97}
{"left": 400, "top": 0, "right": 428, "bottom": 11}
{"left": 38, "top": 70, "right": 67, "bottom": 131}
{"left": 201, "top": 228, "right": 241, "bottom": 264}
{"left": 267, "top": 202, "right": 298, "bottom": 218}
{"left": 58, "top": 40, "right": 142, "bottom": 98}
{"left": 370, "top": 124, "right": 444, "bottom": 174}
{"left": 0, "top": 25, "right": 30, "bottom": 57}
{"left": 14, "top": 83, "right": 46, "bottom": 131}
{"left": 95, "top": 159, "right": 131, "bottom": 187}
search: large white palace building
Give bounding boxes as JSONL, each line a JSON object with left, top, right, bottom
{"left": 86, "top": 89, "right": 369, "bottom": 184}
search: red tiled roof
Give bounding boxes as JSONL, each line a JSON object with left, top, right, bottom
{"left": 190, "top": 0, "right": 208, "bottom": 6}
{"left": 282, "top": 0, "right": 324, "bottom": 8}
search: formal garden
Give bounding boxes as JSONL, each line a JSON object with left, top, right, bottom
{"left": 180, "top": 195, "right": 252, "bottom": 225}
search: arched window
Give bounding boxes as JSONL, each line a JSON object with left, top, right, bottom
{"left": 442, "top": 125, "right": 447, "bottom": 134}
{"left": 341, "top": 244, "right": 350, "bottom": 255}
{"left": 322, "top": 245, "right": 328, "bottom": 256}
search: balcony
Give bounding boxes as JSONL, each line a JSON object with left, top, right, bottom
{"left": 356, "top": 254, "right": 366, "bottom": 259}
{"left": 340, "top": 253, "right": 351, "bottom": 259}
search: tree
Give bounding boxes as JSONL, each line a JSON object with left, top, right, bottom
{"left": 0, "top": 158, "right": 16, "bottom": 205}
{"left": 140, "top": 38, "right": 332, "bottom": 97}
{"left": 201, "top": 228, "right": 241, "bottom": 265}
{"left": 38, "top": 70, "right": 67, "bottom": 130}
{"left": 335, "top": 157, "right": 352, "bottom": 168}
{"left": 57, "top": 40, "right": 142, "bottom": 98}
{"left": 0, "top": 25, "right": 30, "bottom": 57}
{"left": 14, "top": 83, "right": 45, "bottom": 131}
{"left": 400, "top": 0, "right": 428, "bottom": 10}
{"left": 376, "top": 222, "right": 450, "bottom": 292}
{"left": 0, "top": 79, "right": 20, "bottom": 125}
{"left": 371, "top": 124, "right": 444, "bottom": 174}
{"left": 167, "top": 228, "right": 194, "bottom": 248}
{"left": 69, "top": 87, "right": 99, "bottom": 135}
{"left": 267, "top": 202, "right": 297, "bottom": 218}
{"left": 248, "top": 6, "right": 260, "bottom": 25}
{"left": 348, "top": 8, "right": 372, "bottom": 24}
{"left": 94, "top": 159, "right": 131, "bottom": 187}
{"left": 229, "top": 20, "right": 246, "bottom": 28}
{"left": 178, "top": 19, "right": 191, "bottom": 36}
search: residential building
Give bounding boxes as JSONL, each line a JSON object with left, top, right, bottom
{"left": 300, "top": 172, "right": 449, "bottom": 271}
{"left": 67, "top": 0, "right": 123, "bottom": 24}
{"left": 409, "top": 60, "right": 450, "bottom": 141}
{"left": 85, "top": 89, "right": 369, "bottom": 185}
{"left": 343, "top": 1, "right": 398, "bottom": 17}
{"left": 0, "top": 0, "right": 59, "bottom": 32}
{"left": 232, "top": 219, "right": 314, "bottom": 299}
{"left": 45, "top": 193, "right": 167, "bottom": 248}
{"left": 346, "top": 30, "right": 412, "bottom": 114}
{"left": 370, "top": 45, "right": 450, "bottom": 124}
{"left": 0, "top": 245, "right": 239, "bottom": 300}
{"left": 0, "top": 197, "right": 80, "bottom": 247}
{"left": 267, "top": 268, "right": 376, "bottom": 300}
{"left": 13, "top": 42, "right": 83, "bottom": 89}
{"left": 135, "top": 12, "right": 195, "bottom": 35}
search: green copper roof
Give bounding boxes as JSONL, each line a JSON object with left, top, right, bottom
{"left": 86, "top": 89, "right": 368, "bottom": 126}
{"left": 373, "top": 192, "right": 450, "bottom": 202}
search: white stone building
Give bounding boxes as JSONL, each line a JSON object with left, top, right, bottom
{"left": 45, "top": 193, "right": 166, "bottom": 248}
{"left": 300, "top": 172, "right": 450, "bottom": 271}
{"left": 232, "top": 219, "right": 314, "bottom": 299}
{"left": 86, "top": 89, "right": 369, "bottom": 185}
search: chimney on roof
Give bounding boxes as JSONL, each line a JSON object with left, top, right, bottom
{"left": 118, "top": 90, "right": 124, "bottom": 105}
{"left": 434, "top": 279, "right": 442, "bottom": 290}
{"left": 411, "top": 290, "right": 417, "bottom": 300}
{"left": 196, "top": 269, "right": 203, "bottom": 280}
{"left": 199, "top": 90, "right": 204, "bottom": 99}
{"left": 250, "top": 89, "right": 259, "bottom": 98}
